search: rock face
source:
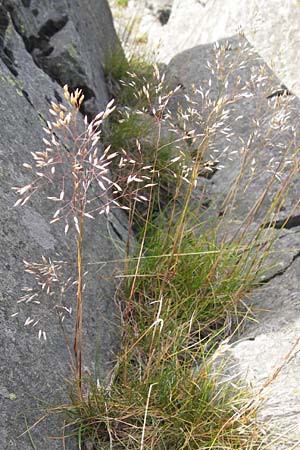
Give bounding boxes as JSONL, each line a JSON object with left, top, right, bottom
{"left": 3, "top": 0, "right": 122, "bottom": 116}
{"left": 108, "top": 0, "right": 174, "bottom": 57}
{"left": 110, "top": 0, "right": 300, "bottom": 101}
{"left": 114, "top": 0, "right": 300, "bottom": 101}
{"left": 166, "top": 35, "right": 300, "bottom": 447}
{"left": 157, "top": 0, "right": 300, "bottom": 99}
{"left": 0, "top": 1, "right": 127, "bottom": 449}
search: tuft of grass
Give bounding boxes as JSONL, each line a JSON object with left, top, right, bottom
{"left": 103, "top": 62, "right": 192, "bottom": 228}
{"left": 126, "top": 221, "right": 256, "bottom": 333}
{"left": 68, "top": 358, "right": 261, "bottom": 449}
{"left": 104, "top": 50, "right": 155, "bottom": 109}
{"left": 135, "top": 33, "right": 148, "bottom": 45}
{"left": 13, "top": 35, "right": 300, "bottom": 449}
{"left": 67, "top": 38, "right": 300, "bottom": 449}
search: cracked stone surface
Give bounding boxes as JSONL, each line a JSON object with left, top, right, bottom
{"left": 165, "top": 34, "right": 300, "bottom": 446}
{"left": 108, "top": 0, "right": 174, "bottom": 57}
{"left": 228, "top": 257, "right": 300, "bottom": 447}
{"left": 4, "top": 0, "right": 123, "bottom": 117}
{"left": 110, "top": 0, "right": 300, "bottom": 101}
{"left": 153, "top": 0, "right": 300, "bottom": 100}
{"left": 0, "top": 1, "right": 127, "bottom": 449}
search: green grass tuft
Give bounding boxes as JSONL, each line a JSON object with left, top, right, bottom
{"left": 105, "top": 51, "right": 156, "bottom": 109}
{"left": 71, "top": 361, "right": 260, "bottom": 449}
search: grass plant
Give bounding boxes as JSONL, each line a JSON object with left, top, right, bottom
{"left": 104, "top": 50, "right": 155, "bottom": 108}
{"left": 12, "top": 36, "right": 300, "bottom": 449}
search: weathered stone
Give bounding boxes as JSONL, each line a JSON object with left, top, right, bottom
{"left": 4, "top": 0, "right": 122, "bottom": 117}
{"left": 108, "top": 0, "right": 174, "bottom": 57}
{"left": 227, "top": 254, "right": 300, "bottom": 447}
{"left": 156, "top": 0, "right": 300, "bottom": 101}
{"left": 110, "top": 0, "right": 300, "bottom": 106}
{"left": 167, "top": 36, "right": 300, "bottom": 224}
{"left": 0, "top": 1, "right": 128, "bottom": 449}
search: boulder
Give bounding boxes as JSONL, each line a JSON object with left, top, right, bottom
{"left": 110, "top": 0, "right": 300, "bottom": 104}
{"left": 157, "top": 0, "right": 300, "bottom": 100}
{"left": 157, "top": 0, "right": 206, "bottom": 61}
{"left": 166, "top": 35, "right": 300, "bottom": 446}
{"left": 4, "top": 0, "right": 123, "bottom": 117}
{"left": 0, "top": 1, "right": 128, "bottom": 449}
{"left": 228, "top": 253, "right": 300, "bottom": 448}
{"left": 167, "top": 35, "right": 300, "bottom": 225}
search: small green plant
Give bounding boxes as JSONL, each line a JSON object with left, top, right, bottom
{"left": 68, "top": 355, "right": 261, "bottom": 449}
{"left": 135, "top": 33, "right": 148, "bottom": 45}
{"left": 103, "top": 63, "right": 192, "bottom": 230}
{"left": 105, "top": 50, "right": 155, "bottom": 109}
{"left": 116, "top": 0, "right": 128, "bottom": 7}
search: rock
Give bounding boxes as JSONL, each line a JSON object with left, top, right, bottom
{"left": 108, "top": 0, "right": 174, "bottom": 57}
{"left": 0, "top": 1, "right": 128, "bottom": 449}
{"left": 166, "top": 35, "right": 300, "bottom": 445}
{"left": 167, "top": 35, "right": 300, "bottom": 224}
{"left": 228, "top": 255, "right": 300, "bottom": 447}
{"left": 156, "top": 0, "right": 300, "bottom": 100}
{"left": 157, "top": 8, "right": 171, "bottom": 26}
{"left": 109, "top": 0, "right": 300, "bottom": 106}
{"left": 157, "top": 0, "right": 206, "bottom": 61}
{"left": 4, "top": 0, "right": 123, "bottom": 117}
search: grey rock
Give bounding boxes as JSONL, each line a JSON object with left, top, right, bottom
{"left": 167, "top": 35, "right": 300, "bottom": 224}
{"left": 0, "top": 1, "right": 128, "bottom": 449}
{"left": 228, "top": 255, "right": 300, "bottom": 446}
{"left": 108, "top": 0, "right": 175, "bottom": 57}
{"left": 144, "top": 0, "right": 173, "bottom": 25}
{"left": 153, "top": 0, "right": 206, "bottom": 61}
{"left": 157, "top": 0, "right": 300, "bottom": 100}
{"left": 4, "top": 0, "right": 123, "bottom": 117}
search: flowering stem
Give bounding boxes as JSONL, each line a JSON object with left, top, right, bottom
{"left": 74, "top": 206, "right": 84, "bottom": 399}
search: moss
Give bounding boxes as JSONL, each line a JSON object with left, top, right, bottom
{"left": 67, "top": 43, "right": 78, "bottom": 60}
{"left": 5, "top": 22, "right": 14, "bottom": 38}
{"left": 8, "top": 392, "right": 17, "bottom": 401}
{"left": 0, "top": 72, "right": 24, "bottom": 95}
